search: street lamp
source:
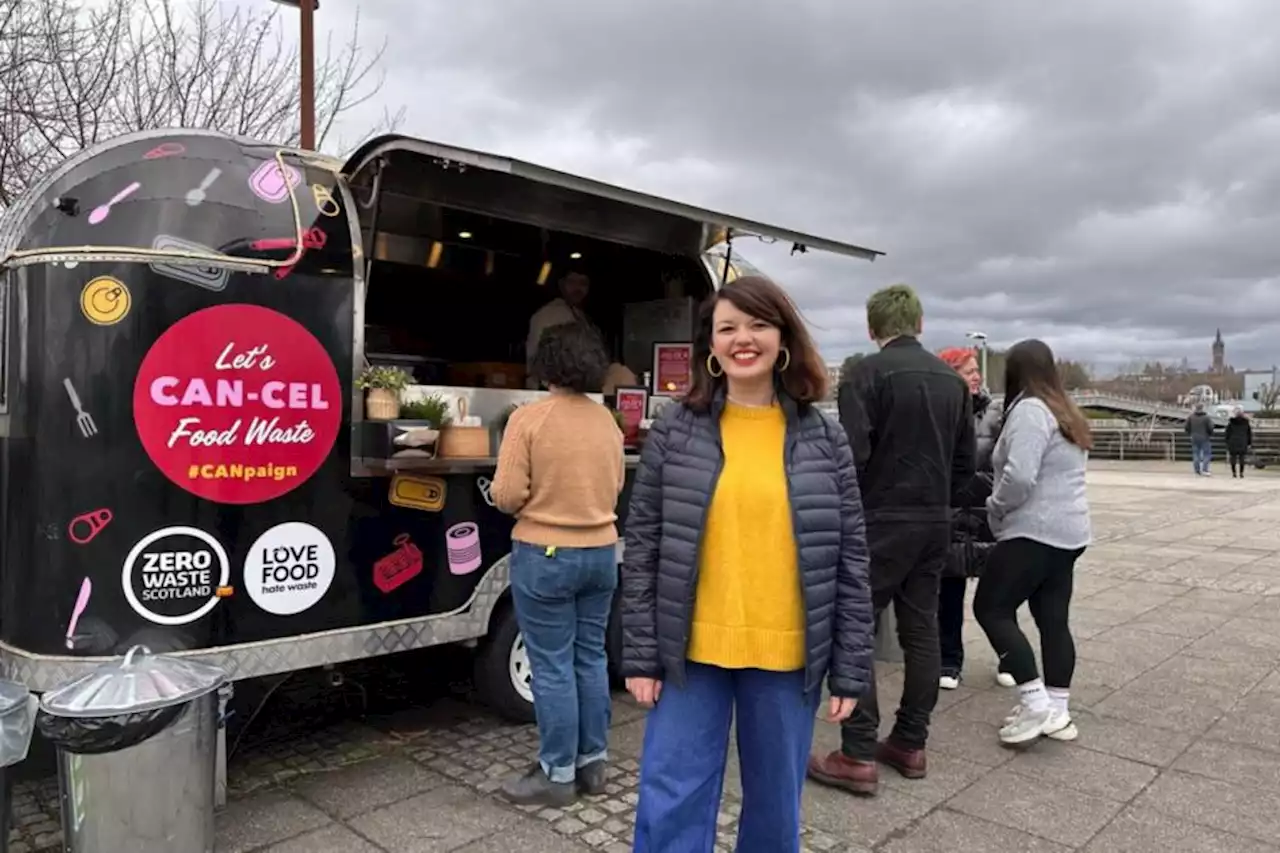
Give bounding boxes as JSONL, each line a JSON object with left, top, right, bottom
{"left": 270, "top": 0, "right": 318, "bottom": 150}
{"left": 966, "top": 331, "right": 989, "bottom": 391}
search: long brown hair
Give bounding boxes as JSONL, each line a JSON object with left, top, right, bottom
{"left": 685, "top": 275, "right": 828, "bottom": 411}
{"left": 1004, "top": 339, "right": 1093, "bottom": 450}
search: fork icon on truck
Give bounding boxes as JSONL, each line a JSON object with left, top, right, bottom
{"left": 63, "top": 378, "right": 98, "bottom": 438}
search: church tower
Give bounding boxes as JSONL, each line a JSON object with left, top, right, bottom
{"left": 1212, "top": 328, "right": 1225, "bottom": 373}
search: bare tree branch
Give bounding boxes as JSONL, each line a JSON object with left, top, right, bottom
{"left": 0, "top": 0, "right": 403, "bottom": 209}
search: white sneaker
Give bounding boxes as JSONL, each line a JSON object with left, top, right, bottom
{"left": 1000, "top": 705, "right": 1076, "bottom": 744}
{"left": 996, "top": 672, "right": 1016, "bottom": 688}
{"left": 1003, "top": 705, "right": 1078, "bottom": 740}
{"left": 939, "top": 675, "right": 960, "bottom": 690}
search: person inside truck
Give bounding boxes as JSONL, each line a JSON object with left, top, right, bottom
{"left": 525, "top": 269, "right": 600, "bottom": 382}
{"left": 525, "top": 268, "right": 637, "bottom": 393}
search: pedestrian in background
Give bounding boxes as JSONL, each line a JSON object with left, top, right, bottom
{"left": 808, "top": 283, "right": 974, "bottom": 796}
{"left": 974, "top": 338, "right": 1092, "bottom": 745}
{"left": 492, "top": 322, "right": 625, "bottom": 806}
{"left": 1185, "top": 402, "right": 1216, "bottom": 476}
{"left": 1225, "top": 406, "right": 1252, "bottom": 478}
{"left": 935, "top": 347, "right": 1013, "bottom": 691}
{"left": 621, "top": 275, "right": 873, "bottom": 853}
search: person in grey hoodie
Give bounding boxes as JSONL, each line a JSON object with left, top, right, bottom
{"left": 973, "top": 339, "right": 1092, "bottom": 746}
{"left": 1185, "top": 403, "right": 1216, "bottom": 476}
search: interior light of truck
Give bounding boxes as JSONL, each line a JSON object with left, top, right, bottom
{"left": 458, "top": 231, "right": 472, "bottom": 239}
{"left": 537, "top": 260, "right": 552, "bottom": 285}
{"left": 570, "top": 251, "right": 583, "bottom": 259}
{"left": 426, "top": 241, "right": 443, "bottom": 268}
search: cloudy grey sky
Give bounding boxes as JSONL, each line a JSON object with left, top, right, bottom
{"left": 310, "top": 0, "right": 1280, "bottom": 373}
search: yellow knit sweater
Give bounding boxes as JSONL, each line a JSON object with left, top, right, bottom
{"left": 686, "top": 402, "right": 806, "bottom": 671}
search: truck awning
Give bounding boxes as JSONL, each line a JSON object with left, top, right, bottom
{"left": 342, "top": 134, "right": 883, "bottom": 262}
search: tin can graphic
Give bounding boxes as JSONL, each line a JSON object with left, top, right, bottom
{"left": 372, "top": 534, "right": 423, "bottom": 594}
{"left": 445, "top": 522, "right": 483, "bottom": 576}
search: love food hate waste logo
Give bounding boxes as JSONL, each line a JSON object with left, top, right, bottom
{"left": 122, "top": 526, "right": 231, "bottom": 626}
{"left": 132, "top": 304, "right": 342, "bottom": 504}
{"left": 242, "top": 522, "right": 336, "bottom": 616}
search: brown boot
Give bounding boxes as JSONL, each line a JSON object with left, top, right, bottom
{"left": 807, "top": 750, "right": 879, "bottom": 795}
{"left": 875, "top": 740, "right": 927, "bottom": 779}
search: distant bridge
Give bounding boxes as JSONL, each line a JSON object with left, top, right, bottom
{"left": 817, "top": 391, "right": 1225, "bottom": 426}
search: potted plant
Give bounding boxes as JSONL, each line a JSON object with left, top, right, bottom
{"left": 399, "top": 395, "right": 451, "bottom": 429}
{"left": 389, "top": 393, "right": 451, "bottom": 457}
{"left": 356, "top": 365, "right": 412, "bottom": 421}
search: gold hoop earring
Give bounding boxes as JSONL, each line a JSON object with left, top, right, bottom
{"left": 706, "top": 353, "right": 724, "bottom": 378}
{"left": 777, "top": 347, "right": 791, "bottom": 372}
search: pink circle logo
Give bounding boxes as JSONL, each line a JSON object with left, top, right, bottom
{"left": 133, "top": 304, "right": 343, "bottom": 505}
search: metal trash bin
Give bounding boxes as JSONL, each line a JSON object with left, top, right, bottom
{"left": 36, "top": 646, "right": 227, "bottom": 853}
{"left": 0, "top": 680, "right": 37, "bottom": 853}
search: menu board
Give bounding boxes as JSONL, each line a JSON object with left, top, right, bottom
{"left": 615, "top": 387, "right": 647, "bottom": 448}
{"left": 652, "top": 343, "right": 692, "bottom": 397}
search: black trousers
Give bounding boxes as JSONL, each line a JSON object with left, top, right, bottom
{"left": 1230, "top": 451, "right": 1248, "bottom": 476}
{"left": 940, "top": 574, "right": 1010, "bottom": 678}
{"left": 840, "top": 522, "right": 949, "bottom": 759}
{"left": 938, "top": 576, "right": 967, "bottom": 675}
{"left": 973, "top": 538, "right": 1084, "bottom": 688}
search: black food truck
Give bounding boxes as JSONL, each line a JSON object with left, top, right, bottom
{"left": 0, "top": 128, "right": 881, "bottom": 770}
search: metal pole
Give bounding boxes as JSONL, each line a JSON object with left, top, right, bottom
{"left": 979, "top": 340, "right": 989, "bottom": 391}
{"left": 299, "top": 0, "right": 316, "bottom": 149}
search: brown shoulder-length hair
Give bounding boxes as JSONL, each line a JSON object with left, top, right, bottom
{"left": 684, "top": 275, "right": 828, "bottom": 411}
{"left": 1004, "top": 338, "right": 1094, "bottom": 451}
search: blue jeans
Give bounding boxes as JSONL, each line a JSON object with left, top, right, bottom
{"left": 1192, "top": 438, "right": 1212, "bottom": 474}
{"left": 633, "top": 663, "right": 820, "bottom": 853}
{"left": 509, "top": 540, "right": 618, "bottom": 783}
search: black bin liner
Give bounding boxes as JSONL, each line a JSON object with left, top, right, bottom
{"left": 36, "top": 703, "right": 185, "bottom": 755}
{"left": 36, "top": 645, "right": 226, "bottom": 756}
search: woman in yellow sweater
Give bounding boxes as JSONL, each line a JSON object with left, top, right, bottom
{"left": 492, "top": 322, "right": 625, "bottom": 807}
{"left": 621, "top": 276, "right": 874, "bottom": 852}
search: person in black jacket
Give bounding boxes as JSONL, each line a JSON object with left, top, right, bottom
{"left": 935, "top": 347, "right": 1012, "bottom": 690}
{"left": 620, "top": 276, "right": 873, "bottom": 853}
{"left": 1225, "top": 407, "right": 1253, "bottom": 478}
{"left": 809, "top": 283, "right": 974, "bottom": 796}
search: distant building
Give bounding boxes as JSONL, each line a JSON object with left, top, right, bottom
{"left": 1242, "top": 369, "right": 1279, "bottom": 412}
{"left": 824, "top": 362, "right": 842, "bottom": 402}
{"left": 1212, "top": 328, "right": 1225, "bottom": 373}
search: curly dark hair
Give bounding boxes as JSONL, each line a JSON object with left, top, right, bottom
{"left": 532, "top": 322, "right": 610, "bottom": 393}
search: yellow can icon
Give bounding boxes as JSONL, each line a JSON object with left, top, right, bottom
{"left": 80, "top": 276, "right": 131, "bottom": 325}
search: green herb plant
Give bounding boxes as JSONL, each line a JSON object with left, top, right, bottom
{"left": 355, "top": 365, "right": 413, "bottom": 392}
{"left": 399, "top": 394, "right": 452, "bottom": 428}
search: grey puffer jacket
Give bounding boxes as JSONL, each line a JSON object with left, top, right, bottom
{"left": 620, "top": 390, "right": 874, "bottom": 698}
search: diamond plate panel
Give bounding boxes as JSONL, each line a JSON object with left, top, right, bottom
{"left": 1, "top": 555, "right": 511, "bottom": 690}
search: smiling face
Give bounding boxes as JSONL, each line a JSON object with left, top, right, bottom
{"left": 956, "top": 356, "right": 982, "bottom": 394}
{"left": 711, "top": 298, "right": 783, "bottom": 384}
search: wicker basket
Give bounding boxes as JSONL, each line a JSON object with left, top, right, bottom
{"left": 437, "top": 396, "right": 492, "bottom": 458}
{"left": 365, "top": 388, "right": 400, "bottom": 421}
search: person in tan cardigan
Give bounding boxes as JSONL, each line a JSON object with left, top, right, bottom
{"left": 493, "top": 321, "right": 625, "bottom": 807}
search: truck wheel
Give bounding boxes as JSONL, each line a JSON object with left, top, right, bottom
{"left": 474, "top": 603, "right": 536, "bottom": 723}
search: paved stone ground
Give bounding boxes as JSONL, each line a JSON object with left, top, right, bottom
{"left": 12, "top": 459, "right": 1280, "bottom": 851}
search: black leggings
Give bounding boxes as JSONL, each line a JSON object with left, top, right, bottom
{"left": 973, "top": 538, "right": 1084, "bottom": 688}
{"left": 1230, "top": 452, "right": 1248, "bottom": 476}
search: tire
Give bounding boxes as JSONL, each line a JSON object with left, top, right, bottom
{"left": 474, "top": 602, "right": 536, "bottom": 724}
